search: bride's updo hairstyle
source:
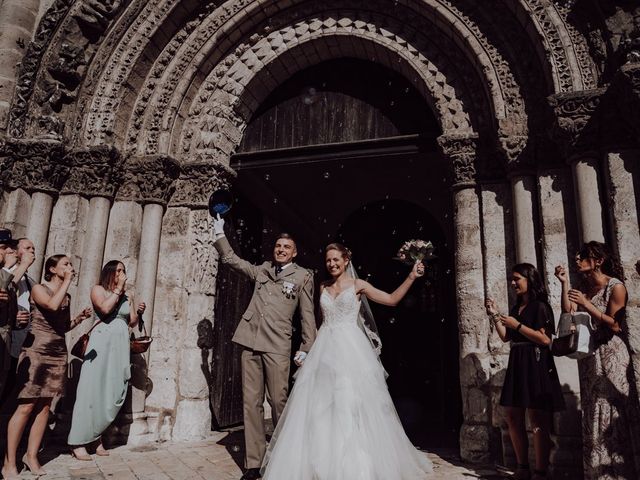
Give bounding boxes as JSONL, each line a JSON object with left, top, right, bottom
{"left": 325, "top": 243, "right": 352, "bottom": 261}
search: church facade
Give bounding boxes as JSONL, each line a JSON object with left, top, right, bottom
{"left": 1, "top": 0, "right": 640, "bottom": 477}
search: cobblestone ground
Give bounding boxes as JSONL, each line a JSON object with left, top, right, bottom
{"left": 12, "top": 431, "right": 514, "bottom": 480}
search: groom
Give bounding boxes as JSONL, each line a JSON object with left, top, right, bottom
{"left": 212, "top": 216, "right": 316, "bottom": 480}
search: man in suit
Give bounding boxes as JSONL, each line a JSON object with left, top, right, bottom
{"left": 213, "top": 216, "right": 316, "bottom": 480}
{"left": 0, "top": 237, "right": 35, "bottom": 405}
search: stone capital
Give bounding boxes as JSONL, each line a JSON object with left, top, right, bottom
{"left": 498, "top": 134, "right": 539, "bottom": 177}
{"left": 0, "top": 138, "right": 67, "bottom": 194}
{"left": 61, "top": 145, "right": 123, "bottom": 198}
{"left": 116, "top": 155, "right": 181, "bottom": 206}
{"left": 169, "top": 160, "right": 236, "bottom": 208}
{"left": 548, "top": 89, "right": 606, "bottom": 159}
{"left": 437, "top": 133, "right": 479, "bottom": 188}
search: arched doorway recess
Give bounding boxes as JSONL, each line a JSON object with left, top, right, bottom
{"left": 212, "top": 58, "right": 461, "bottom": 447}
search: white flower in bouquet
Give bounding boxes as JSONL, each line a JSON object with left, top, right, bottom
{"left": 395, "top": 239, "right": 436, "bottom": 265}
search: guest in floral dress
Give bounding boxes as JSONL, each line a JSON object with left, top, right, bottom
{"left": 555, "top": 241, "right": 640, "bottom": 480}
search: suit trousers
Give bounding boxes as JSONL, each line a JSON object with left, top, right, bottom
{"left": 241, "top": 348, "right": 291, "bottom": 468}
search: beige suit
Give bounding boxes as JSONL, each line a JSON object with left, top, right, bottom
{"left": 214, "top": 236, "right": 316, "bottom": 468}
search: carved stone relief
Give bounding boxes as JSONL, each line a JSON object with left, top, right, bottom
{"left": 0, "top": 139, "right": 67, "bottom": 193}
{"left": 548, "top": 88, "right": 606, "bottom": 158}
{"left": 61, "top": 145, "right": 123, "bottom": 197}
{"left": 8, "top": 0, "right": 125, "bottom": 140}
{"left": 437, "top": 134, "right": 479, "bottom": 187}
{"left": 116, "top": 155, "right": 181, "bottom": 205}
{"left": 169, "top": 161, "right": 236, "bottom": 208}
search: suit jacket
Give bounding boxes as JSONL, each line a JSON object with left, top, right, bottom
{"left": 215, "top": 236, "right": 316, "bottom": 355}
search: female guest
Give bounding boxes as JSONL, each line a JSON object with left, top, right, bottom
{"left": 555, "top": 242, "right": 640, "bottom": 479}
{"left": 261, "top": 243, "right": 432, "bottom": 480}
{"left": 2, "top": 255, "right": 92, "bottom": 479}
{"left": 486, "top": 263, "right": 564, "bottom": 480}
{"left": 68, "top": 260, "right": 145, "bottom": 459}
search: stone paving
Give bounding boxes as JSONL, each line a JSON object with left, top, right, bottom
{"left": 11, "top": 430, "right": 515, "bottom": 480}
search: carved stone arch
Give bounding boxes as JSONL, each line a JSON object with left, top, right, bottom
{"left": 175, "top": 27, "right": 488, "bottom": 163}
{"left": 131, "top": 3, "right": 531, "bottom": 159}
{"left": 505, "top": 0, "right": 600, "bottom": 92}
{"left": 82, "top": 0, "right": 532, "bottom": 154}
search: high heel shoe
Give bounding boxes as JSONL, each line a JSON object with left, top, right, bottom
{"left": 1, "top": 465, "right": 21, "bottom": 480}
{"left": 22, "top": 454, "right": 47, "bottom": 475}
{"left": 70, "top": 448, "right": 92, "bottom": 461}
{"left": 95, "top": 445, "right": 110, "bottom": 456}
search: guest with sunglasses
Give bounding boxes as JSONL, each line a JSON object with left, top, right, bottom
{"left": 555, "top": 242, "right": 640, "bottom": 480}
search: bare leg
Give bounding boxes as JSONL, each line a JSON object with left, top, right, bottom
{"left": 2, "top": 401, "right": 35, "bottom": 477}
{"left": 23, "top": 398, "right": 51, "bottom": 474}
{"left": 505, "top": 406, "right": 529, "bottom": 465}
{"left": 528, "top": 408, "right": 552, "bottom": 476}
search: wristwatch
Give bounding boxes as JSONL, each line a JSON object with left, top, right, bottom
{"left": 516, "top": 322, "right": 523, "bottom": 332}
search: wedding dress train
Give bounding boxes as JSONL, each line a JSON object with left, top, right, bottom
{"left": 261, "top": 285, "right": 433, "bottom": 479}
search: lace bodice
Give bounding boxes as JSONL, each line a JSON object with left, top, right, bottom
{"left": 588, "top": 277, "right": 623, "bottom": 312}
{"left": 320, "top": 284, "right": 361, "bottom": 327}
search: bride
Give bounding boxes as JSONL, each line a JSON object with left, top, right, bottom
{"left": 261, "top": 242, "right": 433, "bottom": 479}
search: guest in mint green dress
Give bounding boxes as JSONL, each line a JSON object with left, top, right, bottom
{"left": 68, "top": 260, "right": 145, "bottom": 460}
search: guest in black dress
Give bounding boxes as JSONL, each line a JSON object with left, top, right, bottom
{"left": 486, "top": 263, "right": 564, "bottom": 480}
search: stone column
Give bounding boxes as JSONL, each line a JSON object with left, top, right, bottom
{"left": 60, "top": 146, "right": 122, "bottom": 315}
{"left": 25, "top": 191, "right": 54, "bottom": 281}
{"left": 550, "top": 89, "right": 607, "bottom": 245}
{"left": 537, "top": 168, "right": 583, "bottom": 477}
{"left": 0, "top": 139, "right": 66, "bottom": 277}
{"left": 604, "top": 148, "right": 640, "bottom": 403}
{"left": 509, "top": 173, "right": 538, "bottom": 265}
{"left": 161, "top": 161, "right": 234, "bottom": 442}
{"left": 0, "top": 0, "right": 39, "bottom": 129}
{"left": 110, "top": 155, "right": 180, "bottom": 425}
{"left": 439, "top": 134, "right": 493, "bottom": 462}
{"left": 571, "top": 156, "right": 605, "bottom": 243}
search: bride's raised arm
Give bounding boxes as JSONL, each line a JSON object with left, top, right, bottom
{"left": 355, "top": 262, "right": 424, "bottom": 306}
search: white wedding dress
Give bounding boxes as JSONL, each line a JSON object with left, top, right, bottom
{"left": 261, "top": 285, "right": 433, "bottom": 479}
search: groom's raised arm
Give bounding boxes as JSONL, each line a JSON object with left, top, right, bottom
{"left": 214, "top": 236, "right": 259, "bottom": 282}
{"left": 297, "top": 271, "right": 316, "bottom": 352}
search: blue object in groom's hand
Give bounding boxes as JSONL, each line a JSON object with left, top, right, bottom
{"left": 208, "top": 189, "right": 233, "bottom": 217}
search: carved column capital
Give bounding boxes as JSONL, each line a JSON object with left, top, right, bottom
{"left": 170, "top": 160, "right": 236, "bottom": 208}
{"left": 116, "top": 155, "right": 181, "bottom": 206}
{"left": 0, "top": 138, "right": 67, "bottom": 193}
{"left": 437, "top": 134, "right": 479, "bottom": 189}
{"left": 548, "top": 89, "right": 606, "bottom": 160}
{"left": 61, "top": 145, "right": 123, "bottom": 198}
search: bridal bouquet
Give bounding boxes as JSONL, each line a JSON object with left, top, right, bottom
{"left": 395, "top": 239, "right": 436, "bottom": 265}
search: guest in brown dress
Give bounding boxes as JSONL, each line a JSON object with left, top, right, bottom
{"left": 556, "top": 241, "right": 640, "bottom": 480}
{"left": 2, "top": 255, "right": 92, "bottom": 479}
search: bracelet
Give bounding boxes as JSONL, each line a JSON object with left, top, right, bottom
{"left": 113, "top": 289, "right": 123, "bottom": 295}
{"left": 516, "top": 322, "right": 523, "bottom": 332}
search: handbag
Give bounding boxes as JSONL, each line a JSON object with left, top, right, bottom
{"left": 70, "top": 320, "right": 101, "bottom": 358}
{"left": 551, "top": 311, "right": 594, "bottom": 359}
{"left": 130, "top": 316, "right": 152, "bottom": 354}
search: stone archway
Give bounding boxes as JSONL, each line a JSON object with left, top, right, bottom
{"left": 6, "top": 2, "right": 640, "bottom": 478}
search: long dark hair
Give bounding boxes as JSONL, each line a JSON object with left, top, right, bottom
{"left": 577, "top": 241, "right": 623, "bottom": 279}
{"left": 99, "top": 260, "right": 124, "bottom": 290}
{"left": 513, "top": 263, "right": 549, "bottom": 305}
{"left": 43, "top": 254, "right": 67, "bottom": 281}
